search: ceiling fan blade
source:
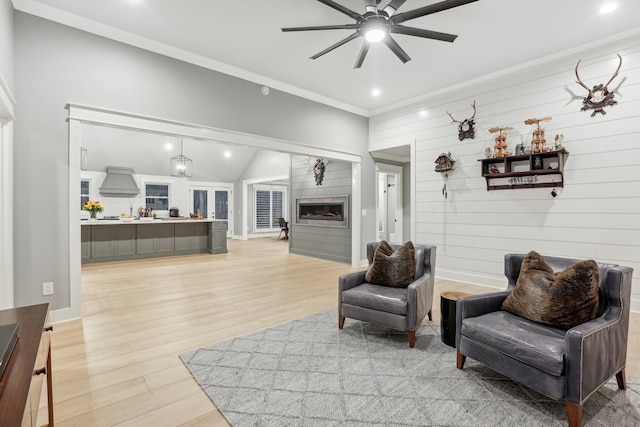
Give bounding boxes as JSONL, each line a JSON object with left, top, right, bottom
{"left": 383, "top": 35, "right": 411, "bottom": 63}
{"left": 364, "top": 0, "right": 378, "bottom": 13}
{"left": 317, "top": 0, "right": 362, "bottom": 20}
{"left": 383, "top": 0, "right": 406, "bottom": 16}
{"left": 310, "top": 33, "right": 360, "bottom": 60}
{"left": 354, "top": 41, "right": 371, "bottom": 69}
{"left": 391, "top": 25, "right": 458, "bottom": 42}
{"left": 282, "top": 24, "right": 357, "bottom": 32}
{"left": 392, "top": 0, "right": 479, "bottom": 24}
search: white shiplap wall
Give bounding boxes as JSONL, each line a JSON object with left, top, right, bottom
{"left": 370, "top": 33, "right": 640, "bottom": 309}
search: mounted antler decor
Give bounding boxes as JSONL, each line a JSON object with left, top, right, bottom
{"left": 304, "top": 157, "right": 329, "bottom": 185}
{"left": 575, "top": 54, "right": 622, "bottom": 116}
{"left": 446, "top": 101, "right": 477, "bottom": 140}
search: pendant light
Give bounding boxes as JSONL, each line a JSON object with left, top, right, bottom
{"left": 171, "top": 138, "right": 193, "bottom": 177}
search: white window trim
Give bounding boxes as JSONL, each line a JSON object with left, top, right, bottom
{"left": 79, "top": 171, "right": 101, "bottom": 219}
{"left": 254, "top": 184, "right": 287, "bottom": 233}
{"left": 141, "top": 179, "right": 172, "bottom": 213}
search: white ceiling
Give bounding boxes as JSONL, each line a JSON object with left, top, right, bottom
{"left": 80, "top": 124, "right": 268, "bottom": 180}
{"left": 13, "top": 0, "right": 640, "bottom": 117}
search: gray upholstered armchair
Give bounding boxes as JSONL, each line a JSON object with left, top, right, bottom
{"left": 456, "top": 253, "right": 633, "bottom": 427}
{"left": 338, "top": 242, "right": 436, "bottom": 348}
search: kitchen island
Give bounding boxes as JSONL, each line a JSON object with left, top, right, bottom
{"left": 81, "top": 218, "right": 227, "bottom": 263}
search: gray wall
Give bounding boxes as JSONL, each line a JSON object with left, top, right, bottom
{"left": 0, "top": 0, "right": 12, "bottom": 89}
{"left": 13, "top": 12, "right": 372, "bottom": 310}
{"left": 290, "top": 156, "right": 352, "bottom": 264}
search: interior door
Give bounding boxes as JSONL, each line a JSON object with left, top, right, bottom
{"left": 190, "top": 186, "right": 233, "bottom": 237}
{"left": 375, "top": 165, "right": 403, "bottom": 243}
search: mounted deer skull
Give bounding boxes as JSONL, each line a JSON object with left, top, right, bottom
{"left": 304, "top": 157, "right": 329, "bottom": 185}
{"left": 446, "top": 101, "right": 477, "bottom": 141}
{"left": 575, "top": 54, "right": 622, "bottom": 117}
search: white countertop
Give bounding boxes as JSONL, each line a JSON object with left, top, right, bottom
{"left": 81, "top": 218, "right": 226, "bottom": 225}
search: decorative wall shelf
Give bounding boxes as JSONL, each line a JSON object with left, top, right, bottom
{"left": 478, "top": 149, "right": 569, "bottom": 191}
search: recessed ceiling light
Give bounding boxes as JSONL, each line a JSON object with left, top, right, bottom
{"left": 419, "top": 110, "right": 428, "bottom": 118}
{"left": 371, "top": 88, "right": 381, "bottom": 97}
{"left": 224, "top": 150, "right": 231, "bottom": 159}
{"left": 164, "top": 143, "right": 173, "bottom": 151}
{"left": 600, "top": 2, "right": 617, "bottom": 13}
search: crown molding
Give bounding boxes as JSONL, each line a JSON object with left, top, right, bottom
{"left": 370, "top": 27, "right": 640, "bottom": 116}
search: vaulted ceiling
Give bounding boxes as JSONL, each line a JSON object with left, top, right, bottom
{"left": 13, "top": 0, "right": 640, "bottom": 117}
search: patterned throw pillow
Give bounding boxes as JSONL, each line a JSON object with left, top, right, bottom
{"left": 365, "top": 241, "right": 415, "bottom": 288}
{"left": 502, "top": 250, "right": 599, "bottom": 329}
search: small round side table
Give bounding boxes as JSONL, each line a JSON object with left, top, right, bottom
{"left": 440, "top": 291, "right": 471, "bottom": 347}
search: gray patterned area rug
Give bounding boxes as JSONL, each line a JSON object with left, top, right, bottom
{"left": 180, "top": 309, "right": 640, "bottom": 426}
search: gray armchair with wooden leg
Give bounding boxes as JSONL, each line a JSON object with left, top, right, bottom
{"left": 456, "top": 252, "right": 633, "bottom": 427}
{"left": 338, "top": 242, "right": 436, "bottom": 348}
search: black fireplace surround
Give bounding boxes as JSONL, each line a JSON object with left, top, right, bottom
{"left": 296, "top": 195, "right": 349, "bottom": 228}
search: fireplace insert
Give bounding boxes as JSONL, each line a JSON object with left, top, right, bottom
{"left": 296, "top": 195, "right": 349, "bottom": 228}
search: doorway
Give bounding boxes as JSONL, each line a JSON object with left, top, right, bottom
{"left": 66, "top": 104, "right": 363, "bottom": 323}
{"left": 376, "top": 163, "right": 403, "bottom": 243}
{"left": 190, "top": 185, "right": 233, "bottom": 237}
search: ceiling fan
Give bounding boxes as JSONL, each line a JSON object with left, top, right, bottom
{"left": 282, "top": 0, "right": 479, "bottom": 68}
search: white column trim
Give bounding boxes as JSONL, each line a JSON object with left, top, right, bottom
{"left": 0, "top": 72, "right": 15, "bottom": 309}
{"left": 410, "top": 139, "right": 416, "bottom": 242}
{"left": 351, "top": 162, "right": 362, "bottom": 268}
{"left": 53, "top": 119, "right": 82, "bottom": 323}
{"left": 0, "top": 122, "right": 14, "bottom": 309}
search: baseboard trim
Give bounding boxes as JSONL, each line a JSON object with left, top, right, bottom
{"left": 290, "top": 248, "right": 350, "bottom": 264}
{"left": 48, "top": 306, "right": 81, "bottom": 324}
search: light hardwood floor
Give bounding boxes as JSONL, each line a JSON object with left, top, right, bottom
{"left": 43, "top": 238, "right": 640, "bottom": 426}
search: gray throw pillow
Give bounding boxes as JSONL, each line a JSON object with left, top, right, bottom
{"left": 502, "top": 250, "right": 599, "bottom": 330}
{"left": 365, "top": 241, "right": 415, "bottom": 288}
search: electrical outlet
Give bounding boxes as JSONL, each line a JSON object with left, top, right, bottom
{"left": 43, "top": 282, "right": 54, "bottom": 296}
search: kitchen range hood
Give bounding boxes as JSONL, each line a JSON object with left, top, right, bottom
{"left": 99, "top": 166, "right": 140, "bottom": 196}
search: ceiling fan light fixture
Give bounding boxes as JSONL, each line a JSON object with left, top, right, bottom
{"left": 282, "top": 0, "right": 478, "bottom": 67}
{"left": 361, "top": 17, "right": 388, "bottom": 43}
{"left": 365, "top": 27, "right": 386, "bottom": 43}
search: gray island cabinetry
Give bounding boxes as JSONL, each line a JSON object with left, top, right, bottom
{"left": 81, "top": 219, "right": 227, "bottom": 263}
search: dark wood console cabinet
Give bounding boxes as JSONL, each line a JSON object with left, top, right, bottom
{"left": 0, "top": 304, "right": 53, "bottom": 427}
{"left": 478, "top": 149, "right": 569, "bottom": 191}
